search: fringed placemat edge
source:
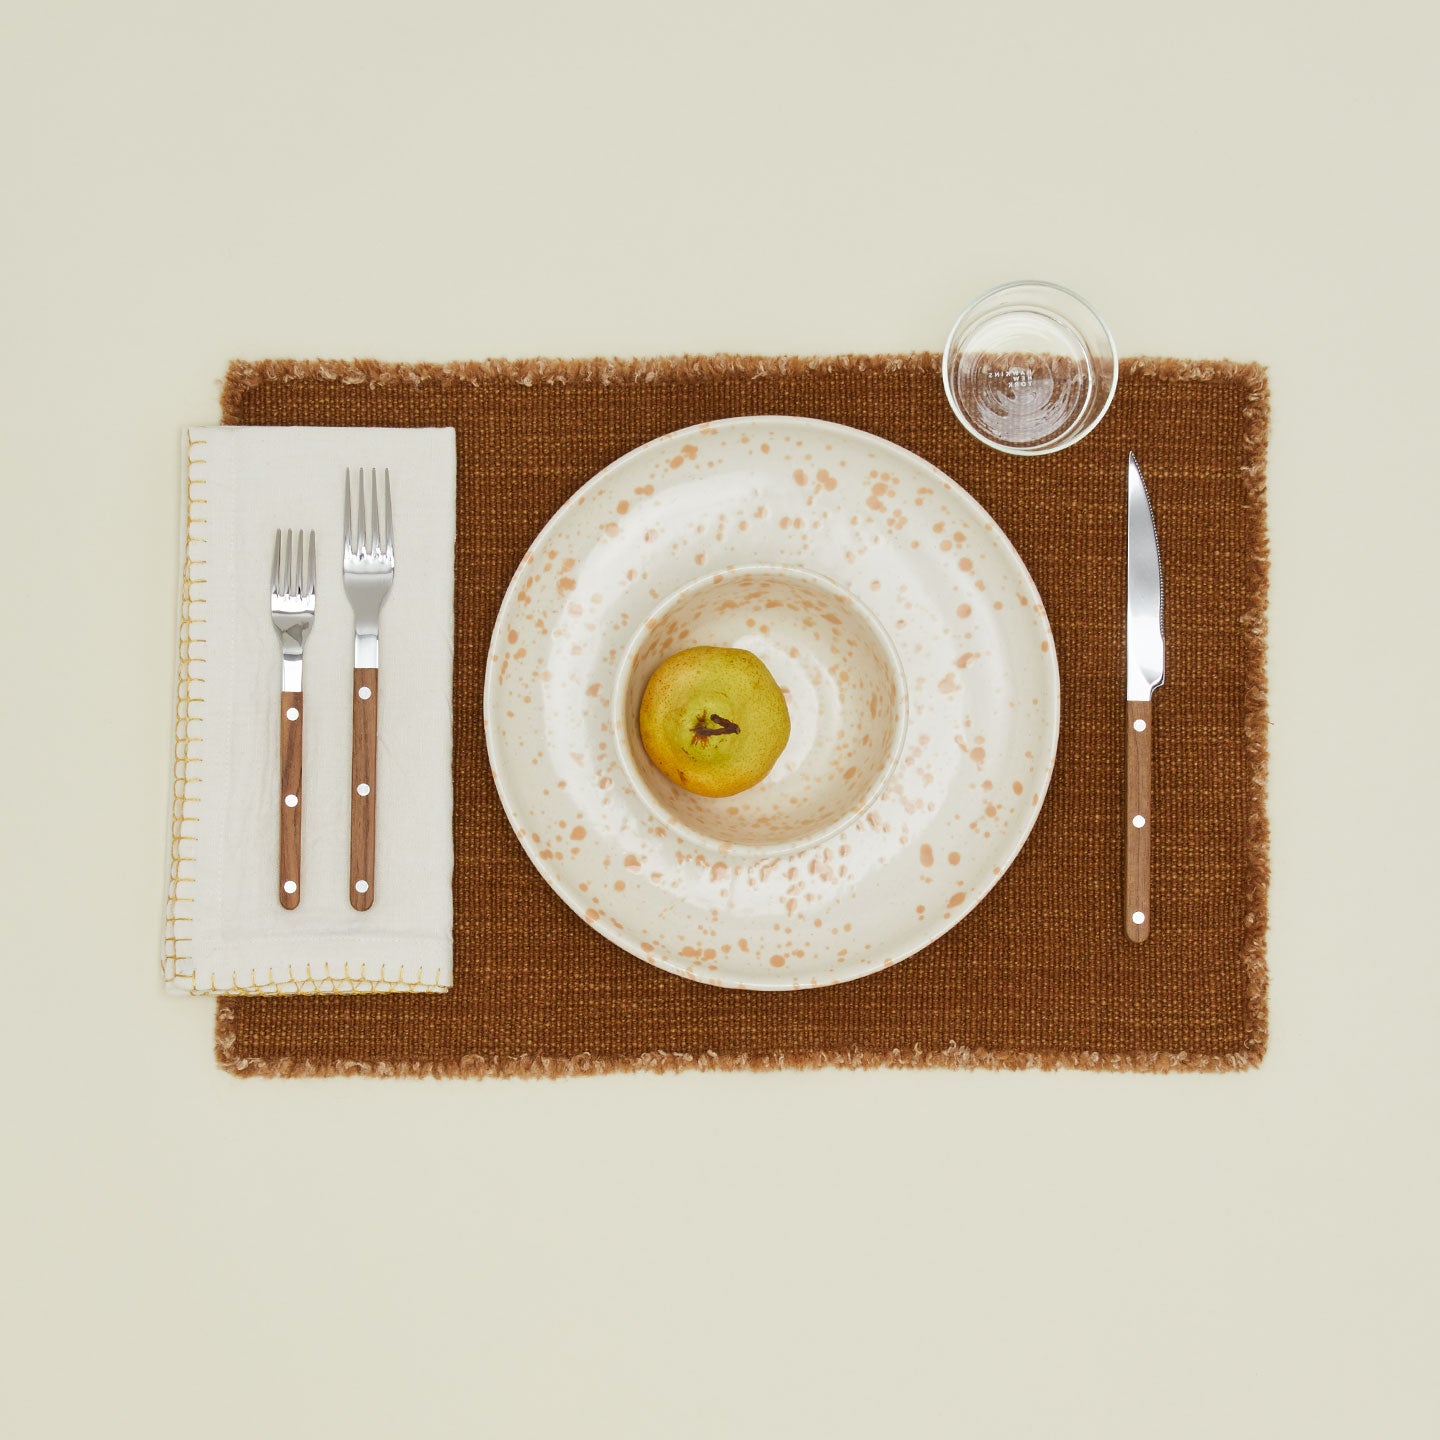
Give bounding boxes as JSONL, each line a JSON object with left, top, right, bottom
{"left": 220, "top": 353, "right": 1267, "bottom": 420}
{"left": 1234, "top": 361, "right": 1271, "bottom": 1064}
{"left": 216, "top": 1011, "right": 1261, "bottom": 1078}
{"left": 220, "top": 353, "right": 946, "bottom": 421}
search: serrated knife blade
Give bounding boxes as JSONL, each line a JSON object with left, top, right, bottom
{"left": 1125, "top": 453, "right": 1164, "bottom": 943}
{"left": 1127, "top": 453, "right": 1165, "bottom": 702}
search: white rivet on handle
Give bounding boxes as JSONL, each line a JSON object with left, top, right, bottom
{"left": 1132, "top": 815, "right": 1146, "bottom": 828}
{"left": 1132, "top": 910, "right": 1145, "bottom": 925}
{"left": 1133, "top": 718, "right": 1146, "bottom": 732}
{"left": 357, "top": 783, "right": 370, "bottom": 796}
{"left": 355, "top": 880, "right": 369, "bottom": 894}
{"left": 283, "top": 880, "right": 297, "bottom": 895}
{"left": 358, "top": 685, "right": 372, "bottom": 700}
{"left": 285, "top": 793, "right": 298, "bottom": 808}
{"left": 286, "top": 706, "right": 299, "bottom": 721}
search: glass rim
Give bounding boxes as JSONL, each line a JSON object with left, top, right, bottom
{"left": 942, "top": 280, "right": 1119, "bottom": 456}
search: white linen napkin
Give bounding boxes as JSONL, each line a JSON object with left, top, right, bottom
{"left": 164, "top": 425, "right": 456, "bottom": 995}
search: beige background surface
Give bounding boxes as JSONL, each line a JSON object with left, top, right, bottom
{"left": 2, "top": 2, "right": 1436, "bottom": 1436}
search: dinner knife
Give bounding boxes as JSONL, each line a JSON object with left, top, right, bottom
{"left": 1126, "top": 452, "right": 1165, "bottom": 942}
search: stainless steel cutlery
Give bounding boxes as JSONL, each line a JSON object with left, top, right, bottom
{"left": 343, "top": 468, "right": 395, "bottom": 910}
{"left": 1125, "top": 453, "right": 1166, "bottom": 942}
{"left": 269, "top": 528, "right": 316, "bottom": 909}
{"left": 262, "top": 454, "right": 1153, "bottom": 952}
{"left": 266, "top": 471, "right": 396, "bottom": 912}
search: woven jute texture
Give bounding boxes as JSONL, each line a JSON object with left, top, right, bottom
{"left": 216, "top": 353, "right": 1269, "bottom": 1076}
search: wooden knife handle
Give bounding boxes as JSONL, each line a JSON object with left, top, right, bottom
{"left": 350, "top": 667, "right": 378, "bottom": 910}
{"left": 1125, "top": 700, "right": 1153, "bottom": 942}
{"left": 279, "top": 691, "right": 303, "bottom": 909}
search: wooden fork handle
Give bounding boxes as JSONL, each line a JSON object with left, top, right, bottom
{"left": 279, "top": 691, "right": 303, "bottom": 909}
{"left": 1125, "top": 700, "right": 1153, "bottom": 942}
{"left": 350, "top": 667, "right": 378, "bottom": 910}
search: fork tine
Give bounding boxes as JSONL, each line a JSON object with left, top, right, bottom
{"left": 370, "top": 468, "right": 381, "bottom": 559}
{"left": 284, "top": 528, "right": 294, "bottom": 596}
{"left": 271, "top": 529, "right": 281, "bottom": 595}
{"left": 384, "top": 469, "right": 393, "bottom": 556}
{"left": 305, "top": 530, "right": 316, "bottom": 600}
{"left": 357, "top": 474, "right": 368, "bottom": 558}
{"left": 344, "top": 469, "right": 353, "bottom": 554}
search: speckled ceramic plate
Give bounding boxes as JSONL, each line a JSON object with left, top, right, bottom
{"left": 484, "top": 417, "right": 1060, "bottom": 989}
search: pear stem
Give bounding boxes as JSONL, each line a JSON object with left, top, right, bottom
{"left": 691, "top": 713, "right": 741, "bottom": 741}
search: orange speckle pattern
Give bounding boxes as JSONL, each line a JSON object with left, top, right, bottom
{"left": 484, "top": 416, "right": 1059, "bottom": 991}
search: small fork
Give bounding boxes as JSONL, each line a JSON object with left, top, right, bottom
{"left": 343, "top": 468, "right": 394, "bottom": 910}
{"left": 270, "top": 528, "right": 316, "bottom": 909}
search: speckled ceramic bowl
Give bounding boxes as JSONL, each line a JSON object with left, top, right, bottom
{"left": 613, "top": 565, "right": 907, "bottom": 860}
{"left": 484, "top": 415, "right": 1060, "bottom": 990}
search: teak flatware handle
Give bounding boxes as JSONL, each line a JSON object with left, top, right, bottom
{"left": 350, "top": 667, "right": 378, "bottom": 909}
{"left": 1125, "top": 700, "right": 1153, "bottom": 942}
{"left": 279, "top": 691, "right": 303, "bottom": 908}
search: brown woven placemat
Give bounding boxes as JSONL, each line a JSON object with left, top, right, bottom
{"left": 216, "top": 353, "right": 1269, "bottom": 1076}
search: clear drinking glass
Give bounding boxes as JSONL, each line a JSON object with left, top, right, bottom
{"left": 942, "top": 281, "right": 1117, "bottom": 455}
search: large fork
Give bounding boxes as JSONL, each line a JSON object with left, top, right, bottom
{"left": 270, "top": 528, "right": 316, "bottom": 909}
{"left": 342, "top": 469, "right": 394, "bottom": 910}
